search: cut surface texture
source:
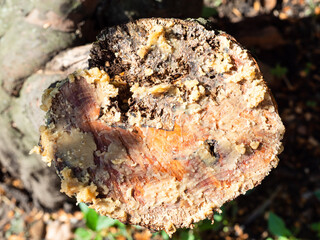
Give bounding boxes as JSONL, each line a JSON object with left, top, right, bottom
{"left": 37, "top": 18, "right": 285, "bottom": 234}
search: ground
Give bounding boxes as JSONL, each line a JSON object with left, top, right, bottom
{"left": 0, "top": 0, "right": 320, "bottom": 239}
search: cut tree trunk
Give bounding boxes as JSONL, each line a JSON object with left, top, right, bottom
{"left": 37, "top": 18, "right": 285, "bottom": 233}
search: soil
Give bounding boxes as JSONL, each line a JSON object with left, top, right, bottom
{"left": 0, "top": 0, "right": 319, "bottom": 239}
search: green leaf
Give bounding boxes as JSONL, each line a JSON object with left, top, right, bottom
{"left": 314, "top": 189, "right": 320, "bottom": 201}
{"left": 96, "top": 216, "right": 117, "bottom": 231}
{"left": 152, "top": 232, "right": 160, "bottom": 237}
{"left": 197, "top": 220, "right": 215, "bottom": 231}
{"left": 85, "top": 208, "right": 99, "bottom": 231}
{"left": 118, "top": 227, "right": 133, "bottom": 240}
{"left": 311, "top": 222, "right": 320, "bottom": 231}
{"left": 114, "top": 220, "right": 126, "bottom": 229}
{"left": 180, "top": 230, "right": 196, "bottom": 240}
{"left": 161, "top": 230, "right": 170, "bottom": 240}
{"left": 278, "top": 236, "right": 289, "bottom": 240}
{"left": 79, "top": 203, "right": 90, "bottom": 215}
{"left": 214, "top": 0, "right": 222, "bottom": 7}
{"left": 133, "top": 225, "right": 143, "bottom": 230}
{"left": 107, "top": 233, "right": 116, "bottom": 240}
{"left": 306, "top": 101, "right": 317, "bottom": 108}
{"left": 197, "top": 217, "right": 222, "bottom": 231}
{"left": 94, "top": 233, "right": 103, "bottom": 240}
{"left": 271, "top": 64, "right": 288, "bottom": 78}
{"left": 201, "top": 7, "right": 218, "bottom": 18}
{"left": 214, "top": 214, "right": 223, "bottom": 222}
{"left": 74, "top": 228, "right": 92, "bottom": 240}
{"left": 311, "top": 221, "right": 320, "bottom": 237}
{"left": 303, "top": 62, "right": 313, "bottom": 75}
{"left": 268, "top": 212, "right": 292, "bottom": 237}
{"left": 223, "top": 226, "right": 229, "bottom": 232}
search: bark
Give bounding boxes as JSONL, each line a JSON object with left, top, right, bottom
{"left": 0, "top": 0, "right": 98, "bottom": 94}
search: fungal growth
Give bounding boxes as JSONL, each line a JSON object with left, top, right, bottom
{"left": 36, "top": 18, "right": 285, "bottom": 234}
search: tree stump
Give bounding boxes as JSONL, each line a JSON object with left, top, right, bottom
{"left": 36, "top": 18, "right": 285, "bottom": 233}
